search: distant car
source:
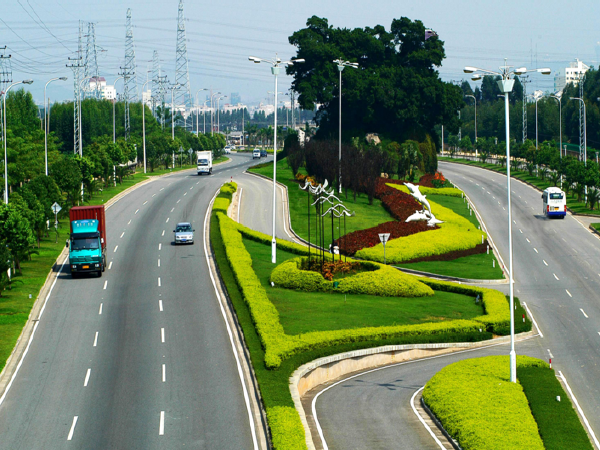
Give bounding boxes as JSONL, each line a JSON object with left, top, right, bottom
{"left": 253, "top": 149, "right": 261, "bottom": 159}
{"left": 174, "top": 222, "right": 194, "bottom": 245}
{"left": 224, "top": 145, "right": 231, "bottom": 154}
{"left": 260, "top": 149, "right": 267, "bottom": 158}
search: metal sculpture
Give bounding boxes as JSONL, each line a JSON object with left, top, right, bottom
{"left": 404, "top": 182, "right": 443, "bottom": 227}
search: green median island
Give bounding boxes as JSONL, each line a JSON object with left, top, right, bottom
{"left": 423, "top": 355, "right": 593, "bottom": 450}
{"left": 210, "top": 182, "right": 532, "bottom": 450}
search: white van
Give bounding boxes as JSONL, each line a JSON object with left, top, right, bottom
{"left": 542, "top": 187, "right": 566, "bottom": 219}
{"left": 252, "top": 149, "right": 261, "bottom": 159}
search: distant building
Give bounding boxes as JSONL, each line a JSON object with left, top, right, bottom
{"left": 230, "top": 92, "right": 241, "bottom": 104}
{"left": 554, "top": 59, "right": 589, "bottom": 92}
{"left": 142, "top": 89, "right": 152, "bottom": 107}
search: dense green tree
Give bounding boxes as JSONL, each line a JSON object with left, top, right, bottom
{"left": 50, "top": 155, "right": 83, "bottom": 205}
{"left": 0, "top": 203, "right": 34, "bottom": 273}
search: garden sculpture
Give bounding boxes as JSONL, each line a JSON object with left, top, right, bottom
{"left": 404, "top": 182, "right": 443, "bottom": 227}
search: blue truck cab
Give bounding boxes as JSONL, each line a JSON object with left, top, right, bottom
{"left": 66, "top": 206, "right": 107, "bottom": 277}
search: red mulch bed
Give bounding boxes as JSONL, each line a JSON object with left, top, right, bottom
{"left": 401, "top": 242, "right": 489, "bottom": 264}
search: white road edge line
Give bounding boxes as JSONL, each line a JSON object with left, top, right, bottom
{"left": 523, "top": 301, "right": 543, "bottom": 338}
{"left": 410, "top": 387, "right": 446, "bottom": 449}
{"left": 558, "top": 371, "right": 600, "bottom": 448}
{"left": 159, "top": 411, "right": 165, "bottom": 436}
{"left": 159, "top": 300, "right": 163, "bottom": 312}
{"left": 580, "top": 308, "right": 589, "bottom": 318}
{"left": 93, "top": 332, "right": 98, "bottom": 347}
{"left": 203, "top": 187, "right": 259, "bottom": 450}
{"left": 67, "top": 416, "right": 78, "bottom": 441}
{"left": 84, "top": 368, "right": 91, "bottom": 387}
{"left": 237, "top": 187, "right": 243, "bottom": 223}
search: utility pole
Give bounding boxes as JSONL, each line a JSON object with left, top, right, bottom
{"left": 579, "top": 73, "right": 585, "bottom": 160}
{"left": 83, "top": 22, "right": 99, "bottom": 99}
{"left": 123, "top": 8, "right": 137, "bottom": 141}
{"left": 0, "top": 48, "right": 12, "bottom": 148}
{"left": 175, "top": 0, "right": 191, "bottom": 127}
{"left": 520, "top": 75, "right": 530, "bottom": 143}
{"left": 67, "top": 23, "right": 84, "bottom": 155}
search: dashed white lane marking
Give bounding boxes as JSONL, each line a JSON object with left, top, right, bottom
{"left": 170, "top": 208, "right": 174, "bottom": 213}
{"left": 526, "top": 238, "right": 531, "bottom": 243}
{"left": 166, "top": 218, "right": 169, "bottom": 223}
{"left": 513, "top": 220, "right": 516, "bottom": 224}
{"left": 158, "top": 277, "right": 161, "bottom": 287}
{"left": 120, "top": 232, "right": 125, "bottom": 239}
{"left": 519, "top": 195, "right": 522, "bottom": 198}
{"left": 572, "top": 248, "right": 578, "bottom": 253}
{"left": 543, "top": 260, "right": 548, "bottom": 266}
{"left": 581, "top": 309, "right": 589, "bottom": 318}
{"left": 162, "top": 230, "right": 165, "bottom": 236}
{"left": 108, "top": 261, "right": 113, "bottom": 270}
{"left": 183, "top": 192, "right": 187, "bottom": 196}
{"left": 547, "top": 349, "right": 554, "bottom": 359}
{"left": 196, "top": 181, "right": 199, "bottom": 184}
{"left": 114, "top": 245, "right": 118, "bottom": 253}
{"left": 566, "top": 290, "right": 572, "bottom": 298}
{"left": 162, "top": 364, "right": 166, "bottom": 382}
{"left": 93, "top": 332, "right": 98, "bottom": 347}
{"left": 135, "top": 209, "right": 140, "bottom": 215}
{"left": 84, "top": 368, "right": 91, "bottom": 387}
{"left": 99, "top": 303, "right": 103, "bottom": 315}
{"left": 177, "top": 199, "right": 181, "bottom": 204}
{"left": 161, "top": 328, "right": 165, "bottom": 343}
{"left": 152, "top": 193, "right": 156, "bottom": 197}
{"left": 554, "top": 273, "right": 559, "bottom": 280}
{"left": 159, "top": 411, "right": 165, "bottom": 436}
{"left": 128, "top": 220, "right": 131, "bottom": 225}
{"left": 143, "top": 201, "right": 148, "bottom": 205}
{"left": 159, "top": 300, "right": 163, "bottom": 312}
{"left": 562, "top": 237, "right": 567, "bottom": 242}
{"left": 190, "top": 186, "right": 193, "bottom": 190}
{"left": 160, "top": 188, "right": 164, "bottom": 191}
{"left": 519, "top": 229, "right": 523, "bottom": 234}
{"left": 67, "top": 416, "right": 78, "bottom": 441}
{"left": 534, "top": 248, "right": 538, "bottom": 253}
{"left": 158, "top": 259, "right": 160, "bottom": 267}
{"left": 159, "top": 243, "right": 162, "bottom": 251}
{"left": 103, "top": 280, "right": 108, "bottom": 290}
{"left": 503, "top": 207, "right": 506, "bottom": 211}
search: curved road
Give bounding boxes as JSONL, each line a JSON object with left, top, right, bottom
{"left": 0, "top": 153, "right": 263, "bottom": 449}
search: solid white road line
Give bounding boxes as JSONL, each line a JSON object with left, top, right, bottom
{"left": 162, "top": 230, "right": 165, "bottom": 236}
{"left": 161, "top": 328, "right": 165, "bottom": 343}
{"left": 162, "top": 364, "right": 166, "bottom": 382}
{"left": 103, "top": 280, "right": 107, "bottom": 290}
{"left": 566, "top": 290, "right": 572, "bottom": 298}
{"left": 237, "top": 187, "right": 243, "bottom": 223}
{"left": 558, "top": 371, "right": 600, "bottom": 448}
{"left": 410, "top": 387, "right": 446, "bottom": 449}
{"left": 135, "top": 209, "right": 139, "bottom": 215}
{"left": 554, "top": 273, "right": 559, "bottom": 280}
{"left": 543, "top": 260, "right": 548, "bottom": 266}
{"left": 166, "top": 218, "right": 169, "bottom": 223}
{"left": 67, "top": 416, "right": 78, "bottom": 441}
{"left": 84, "top": 368, "right": 91, "bottom": 387}
{"left": 581, "top": 309, "right": 589, "bottom": 318}
{"left": 159, "top": 300, "right": 163, "bottom": 312}
{"left": 120, "top": 232, "right": 124, "bottom": 239}
{"left": 158, "top": 277, "right": 161, "bottom": 287}
{"left": 158, "top": 259, "right": 160, "bottom": 267}
{"left": 114, "top": 245, "right": 118, "bottom": 253}
{"left": 99, "top": 303, "right": 103, "bottom": 315}
{"left": 143, "top": 201, "right": 148, "bottom": 205}
{"left": 108, "top": 261, "right": 113, "bottom": 270}
{"left": 203, "top": 188, "right": 259, "bottom": 450}
{"left": 159, "top": 243, "right": 162, "bottom": 251}
{"left": 93, "top": 332, "right": 98, "bottom": 347}
{"left": 523, "top": 301, "right": 543, "bottom": 337}
{"left": 159, "top": 411, "right": 165, "bottom": 435}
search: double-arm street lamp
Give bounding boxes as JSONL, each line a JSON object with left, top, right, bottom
{"left": 464, "top": 94, "right": 477, "bottom": 143}
{"left": 249, "top": 54, "right": 305, "bottom": 263}
{"left": 550, "top": 91, "right": 563, "bottom": 158}
{"left": 195, "top": 88, "right": 208, "bottom": 135}
{"left": 44, "top": 76, "right": 68, "bottom": 176}
{"left": 334, "top": 58, "right": 358, "bottom": 194}
{"left": 465, "top": 61, "right": 550, "bottom": 383}
{"left": 4, "top": 79, "right": 34, "bottom": 203}
{"left": 210, "top": 91, "right": 221, "bottom": 136}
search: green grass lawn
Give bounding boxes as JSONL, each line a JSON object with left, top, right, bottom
{"left": 244, "top": 238, "right": 483, "bottom": 335}
{"left": 249, "top": 158, "right": 394, "bottom": 246}
{"left": 398, "top": 252, "right": 504, "bottom": 280}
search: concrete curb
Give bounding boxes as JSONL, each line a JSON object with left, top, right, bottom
{"left": 290, "top": 331, "right": 536, "bottom": 450}
{"left": 0, "top": 168, "right": 188, "bottom": 403}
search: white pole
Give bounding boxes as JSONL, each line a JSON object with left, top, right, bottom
{"left": 505, "top": 90, "right": 516, "bottom": 383}
{"left": 271, "top": 66, "right": 280, "bottom": 263}
{"left": 142, "top": 80, "right": 150, "bottom": 174}
{"left": 339, "top": 66, "right": 343, "bottom": 194}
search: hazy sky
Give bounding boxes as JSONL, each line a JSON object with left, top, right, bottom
{"left": 1, "top": 0, "right": 599, "bottom": 106}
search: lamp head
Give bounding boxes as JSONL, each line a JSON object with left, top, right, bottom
{"left": 248, "top": 56, "right": 261, "bottom": 64}
{"left": 538, "top": 68, "right": 551, "bottom": 75}
{"left": 464, "top": 66, "right": 478, "bottom": 74}
{"left": 292, "top": 58, "right": 305, "bottom": 64}
{"left": 471, "top": 74, "right": 482, "bottom": 81}
{"left": 23, "top": 79, "right": 34, "bottom": 85}
{"left": 59, "top": 77, "right": 68, "bottom": 81}
{"left": 514, "top": 67, "right": 527, "bottom": 75}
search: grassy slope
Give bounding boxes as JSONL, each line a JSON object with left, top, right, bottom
{"left": 249, "top": 159, "right": 394, "bottom": 246}
{"left": 244, "top": 238, "right": 483, "bottom": 335}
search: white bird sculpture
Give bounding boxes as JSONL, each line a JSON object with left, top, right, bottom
{"left": 424, "top": 210, "right": 443, "bottom": 227}
{"left": 405, "top": 210, "right": 430, "bottom": 223}
{"left": 404, "top": 182, "right": 431, "bottom": 214}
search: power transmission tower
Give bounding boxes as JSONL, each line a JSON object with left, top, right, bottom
{"left": 151, "top": 50, "right": 165, "bottom": 117}
{"left": 579, "top": 73, "right": 585, "bottom": 158}
{"left": 0, "top": 47, "right": 12, "bottom": 143}
{"left": 175, "top": 0, "right": 191, "bottom": 127}
{"left": 67, "top": 22, "right": 85, "bottom": 154}
{"left": 123, "top": 8, "right": 137, "bottom": 140}
{"left": 84, "top": 22, "right": 100, "bottom": 99}
{"left": 157, "top": 75, "right": 168, "bottom": 130}
{"left": 520, "top": 75, "right": 530, "bottom": 143}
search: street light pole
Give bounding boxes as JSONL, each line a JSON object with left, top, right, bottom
{"left": 333, "top": 59, "right": 359, "bottom": 194}
{"left": 571, "top": 97, "right": 587, "bottom": 200}
{"left": 142, "top": 79, "right": 151, "bottom": 174}
{"left": 465, "top": 61, "right": 551, "bottom": 383}
{"left": 203, "top": 99, "right": 210, "bottom": 134}
{"left": 216, "top": 95, "right": 227, "bottom": 134}
{"left": 550, "top": 92, "right": 562, "bottom": 159}
{"left": 465, "top": 94, "right": 477, "bottom": 143}
{"left": 249, "top": 54, "right": 305, "bottom": 263}
{"left": 44, "top": 76, "right": 67, "bottom": 176}
{"left": 4, "top": 80, "right": 33, "bottom": 203}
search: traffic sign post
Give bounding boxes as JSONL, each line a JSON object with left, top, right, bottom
{"left": 378, "top": 233, "right": 390, "bottom": 265}
{"left": 51, "top": 202, "right": 62, "bottom": 230}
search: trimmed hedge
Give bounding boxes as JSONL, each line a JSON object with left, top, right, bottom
{"left": 213, "top": 181, "right": 238, "bottom": 214}
{"left": 388, "top": 183, "right": 463, "bottom": 198}
{"left": 266, "top": 406, "right": 308, "bottom": 450}
{"left": 357, "top": 195, "right": 485, "bottom": 264}
{"left": 270, "top": 257, "right": 434, "bottom": 297}
{"left": 423, "top": 355, "right": 546, "bottom": 450}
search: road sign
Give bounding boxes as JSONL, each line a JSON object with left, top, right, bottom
{"left": 51, "top": 202, "right": 62, "bottom": 215}
{"left": 378, "top": 233, "right": 390, "bottom": 244}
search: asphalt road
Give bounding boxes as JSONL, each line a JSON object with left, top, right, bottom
{"left": 312, "top": 161, "right": 600, "bottom": 449}
{"left": 0, "top": 153, "right": 261, "bottom": 449}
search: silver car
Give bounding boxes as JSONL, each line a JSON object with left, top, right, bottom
{"left": 174, "top": 222, "right": 194, "bottom": 245}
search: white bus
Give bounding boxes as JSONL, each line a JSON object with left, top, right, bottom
{"left": 542, "top": 187, "right": 566, "bottom": 219}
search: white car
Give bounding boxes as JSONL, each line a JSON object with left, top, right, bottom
{"left": 174, "top": 222, "right": 195, "bottom": 245}
{"left": 253, "top": 149, "right": 261, "bottom": 159}
{"left": 224, "top": 146, "right": 231, "bottom": 154}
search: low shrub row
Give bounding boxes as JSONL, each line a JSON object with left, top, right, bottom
{"left": 357, "top": 194, "right": 485, "bottom": 263}
{"left": 423, "top": 355, "right": 546, "bottom": 450}
{"left": 270, "top": 257, "right": 434, "bottom": 297}
{"left": 212, "top": 181, "right": 238, "bottom": 214}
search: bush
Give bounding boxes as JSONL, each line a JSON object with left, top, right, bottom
{"left": 267, "top": 406, "right": 308, "bottom": 450}
{"left": 423, "top": 355, "right": 546, "bottom": 450}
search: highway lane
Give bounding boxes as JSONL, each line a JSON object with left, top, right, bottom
{"left": 0, "top": 153, "right": 260, "bottom": 449}
{"left": 312, "top": 161, "right": 600, "bottom": 449}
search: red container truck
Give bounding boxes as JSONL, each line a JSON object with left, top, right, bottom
{"left": 67, "top": 205, "right": 107, "bottom": 277}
